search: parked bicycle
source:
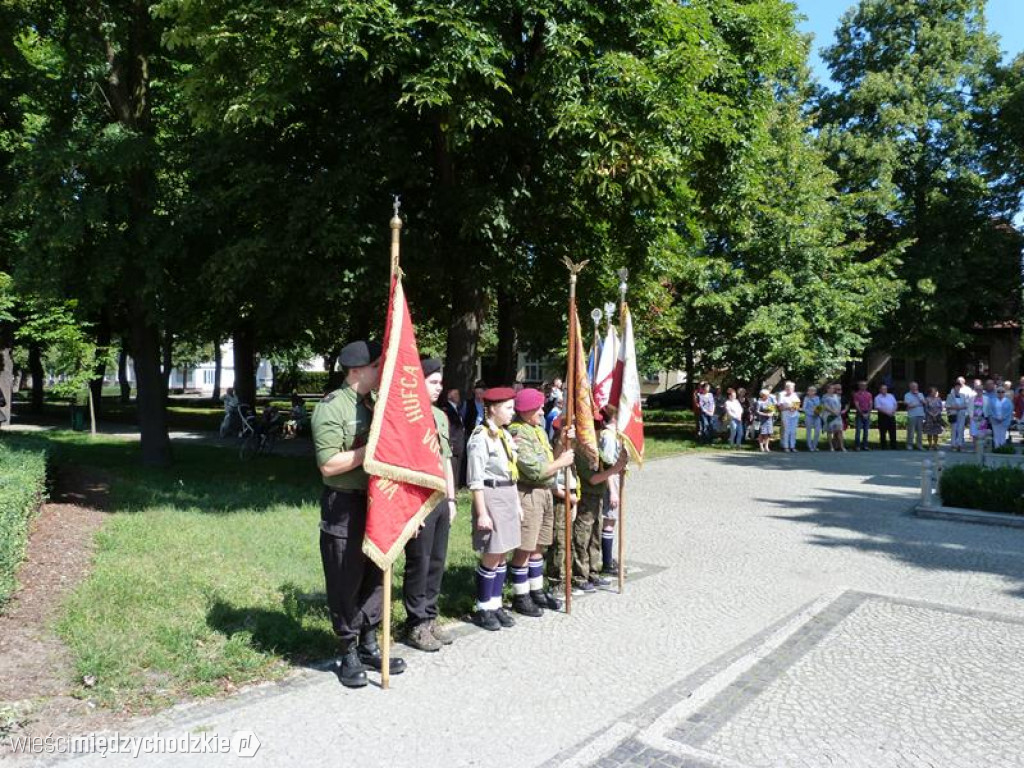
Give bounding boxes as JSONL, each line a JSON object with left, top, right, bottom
{"left": 238, "top": 404, "right": 284, "bottom": 460}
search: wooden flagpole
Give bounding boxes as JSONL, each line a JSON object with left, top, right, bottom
{"left": 562, "top": 258, "right": 588, "bottom": 613}
{"left": 380, "top": 197, "right": 403, "bottom": 690}
{"left": 617, "top": 268, "right": 628, "bottom": 595}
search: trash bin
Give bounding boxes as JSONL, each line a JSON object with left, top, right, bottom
{"left": 70, "top": 404, "right": 88, "bottom": 431}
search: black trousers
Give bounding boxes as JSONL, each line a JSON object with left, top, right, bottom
{"left": 319, "top": 488, "right": 383, "bottom": 647}
{"left": 402, "top": 500, "right": 451, "bottom": 625}
{"left": 878, "top": 413, "right": 897, "bottom": 448}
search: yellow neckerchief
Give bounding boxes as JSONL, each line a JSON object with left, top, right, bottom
{"left": 535, "top": 424, "right": 554, "bottom": 464}
{"left": 486, "top": 419, "right": 519, "bottom": 481}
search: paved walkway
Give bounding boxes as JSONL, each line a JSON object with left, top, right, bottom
{"left": 38, "top": 450, "right": 1024, "bottom": 766}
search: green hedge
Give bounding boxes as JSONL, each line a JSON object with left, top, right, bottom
{"left": 939, "top": 463, "right": 1024, "bottom": 516}
{"left": 0, "top": 442, "right": 48, "bottom": 607}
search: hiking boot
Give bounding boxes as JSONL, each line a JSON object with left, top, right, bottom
{"left": 512, "top": 593, "right": 543, "bottom": 617}
{"left": 429, "top": 620, "right": 454, "bottom": 645}
{"left": 589, "top": 574, "right": 611, "bottom": 588}
{"left": 406, "top": 622, "right": 442, "bottom": 652}
{"left": 531, "top": 589, "right": 562, "bottom": 611}
{"left": 602, "top": 559, "right": 620, "bottom": 576}
{"left": 473, "top": 609, "right": 501, "bottom": 631}
{"left": 337, "top": 647, "right": 368, "bottom": 689}
{"left": 495, "top": 607, "right": 516, "bottom": 627}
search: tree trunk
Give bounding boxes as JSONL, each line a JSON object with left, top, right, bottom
{"left": 118, "top": 345, "right": 131, "bottom": 402}
{"left": 29, "top": 342, "right": 44, "bottom": 412}
{"left": 325, "top": 347, "right": 343, "bottom": 393}
{"left": 89, "top": 320, "right": 112, "bottom": 416}
{"left": 684, "top": 339, "right": 695, "bottom": 401}
{"left": 162, "top": 331, "right": 173, "bottom": 393}
{"left": 0, "top": 347, "right": 12, "bottom": 427}
{"left": 130, "top": 312, "right": 172, "bottom": 466}
{"left": 212, "top": 340, "right": 222, "bottom": 400}
{"left": 495, "top": 288, "right": 519, "bottom": 384}
{"left": 233, "top": 323, "right": 257, "bottom": 407}
{"left": 445, "top": 276, "right": 486, "bottom": 396}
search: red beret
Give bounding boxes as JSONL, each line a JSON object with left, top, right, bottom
{"left": 483, "top": 386, "right": 517, "bottom": 404}
{"left": 514, "top": 388, "right": 545, "bottom": 412}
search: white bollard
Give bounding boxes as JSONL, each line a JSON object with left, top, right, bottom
{"left": 920, "top": 459, "right": 933, "bottom": 508}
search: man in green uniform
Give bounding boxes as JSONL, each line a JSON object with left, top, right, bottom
{"left": 312, "top": 340, "right": 406, "bottom": 688}
{"left": 572, "top": 426, "right": 628, "bottom": 593}
{"left": 402, "top": 358, "right": 457, "bottom": 652}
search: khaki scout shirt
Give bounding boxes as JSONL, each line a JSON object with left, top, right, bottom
{"left": 432, "top": 405, "right": 451, "bottom": 460}
{"left": 508, "top": 420, "right": 555, "bottom": 489}
{"left": 311, "top": 384, "right": 374, "bottom": 490}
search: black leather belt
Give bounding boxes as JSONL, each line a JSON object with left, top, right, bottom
{"left": 483, "top": 479, "right": 515, "bottom": 488}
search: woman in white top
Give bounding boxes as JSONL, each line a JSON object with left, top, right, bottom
{"left": 776, "top": 381, "right": 801, "bottom": 453}
{"left": 803, "top": 386, "right": 821, "bottom": 452}
{"left": 725, "top": 388, "right": 745, "bottom": 446}
{"left": 945, "top": 379, "right": 969, "bottom": 451}
{"left": 985, "top": 386, "right": 1014, "bottom": 448}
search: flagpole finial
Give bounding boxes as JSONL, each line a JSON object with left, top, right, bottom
{"left": 617, "top": 267, "right": 629, "bottom": 304}
{"left": 391, "top": 195, "right": 403, "bottom": 230}
{"left": 562, "top": 257, "right": 589, "bottom": 294}
{"left": 590, "top": 308, "right": 603, "bottom": 327}
{"left": 390, "top": 196, "right": 403, "bottom": 276}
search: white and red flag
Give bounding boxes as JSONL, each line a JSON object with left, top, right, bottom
{"left": 592, "top": 323, "right": 620, "bottom": 411}
{"left": 614, "top": 303, "right": 645, "bottom": 465}
{"left": 362, "top": 274, "right": 447, "bottom": 568}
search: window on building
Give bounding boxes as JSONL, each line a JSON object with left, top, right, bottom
{"left": 965, "top": 348, "right": 991, "bottom": 377}
{"left": 203, "top": 369, "right": 215, "bottom": 385}
{"left": 523, "top": 356, "right": 543, "bottom": 383}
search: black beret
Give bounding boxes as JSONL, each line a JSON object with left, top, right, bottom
{"left": 339, "top": 340, "right": 382, "bottom": 368}
{"left": 421, "top": 358, "right": 442, "bottom": 377}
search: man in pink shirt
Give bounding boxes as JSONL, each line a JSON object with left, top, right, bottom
{"left": 852, "top": 380, "right": 874, "bottom": 451}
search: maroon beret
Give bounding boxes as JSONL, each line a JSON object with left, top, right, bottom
{"left": 514, "top": 388, "right": 545, "bottom": 412}
{"left": 483, "top": 386, "right": 517, "bottom": 404}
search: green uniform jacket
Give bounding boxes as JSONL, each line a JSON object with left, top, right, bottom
{"left": 508, "top": 420, "right": 555, "bottom": 489}
{"left": 575, "top": 450, "right": 606, "bottom": 498}
{"left": 432, "top": 405, "right": 452, "bottom": 461}
{"left": 311, "top": 384, "right": 374, "bottom": 490}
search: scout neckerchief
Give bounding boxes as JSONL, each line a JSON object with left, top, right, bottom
{"left": 486, "top": 419, "right": 519, "bottom": 482}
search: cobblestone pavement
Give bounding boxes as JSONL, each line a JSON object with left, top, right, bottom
{"left": 30, "top": 449, "right": 1024, "bottom": 767}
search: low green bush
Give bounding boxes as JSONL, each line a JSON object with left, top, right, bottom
{"left": 0, "top": 442, "right": 48, "bottom": 607}
{"left": 273, "top": 370, "right": 331, "bottom": 395}
{"left": 991, "top": 443, "right": 1017, "bottom": 455}
{"left": 939, "top": 463, "right": 1024, "bottom": 515}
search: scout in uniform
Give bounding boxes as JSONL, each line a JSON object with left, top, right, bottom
{"left": 507, "top": 388, "right": 575, "bottom": 616}
{"left": 311, "top": 340, "right": 406, "bottom": 688}
{"left": 466, "top": 387, "right": 522, "bottom": 631}
{"left": 402, "top": 358, "right": 458, "bottom": 652}
{"left": 598, "top": 406, "right": 622, "bottom": 576}
{"left": 572, "top": 425, "right": 628, "bottom": 593}
{"left": 545, "top": 418, "right": 576, "bottom": 591}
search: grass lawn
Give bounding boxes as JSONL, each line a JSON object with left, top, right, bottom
{"left": 4, "top": 432, "right": 477, "bottom": 713}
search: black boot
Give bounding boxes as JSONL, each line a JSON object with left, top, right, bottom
{"left": 357, "top": 627, "right": 407, "bottom": 675}
{"left": 531, "top": 589, "right": 562, "bottom": 611}
{"left": 336, "top": 645, "right": 368, "bottom": 688}
{"left": 494, "top": 606, "right": 516, "bottom": 627}
{"left": 512, "top": 593, "right": 543, "bottom": 617}
{"left": 473, "top": 609, "right": 501, "bottom": 631}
